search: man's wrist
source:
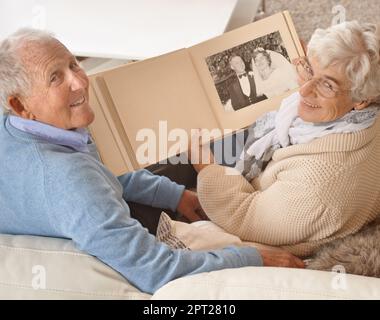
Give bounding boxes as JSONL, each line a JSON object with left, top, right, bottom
{"left": 152, "top": 176, "right": 185, "bottom": 211}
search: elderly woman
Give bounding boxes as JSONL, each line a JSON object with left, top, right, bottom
{"left": 0, "top": 29, "right": 304, "bottom": 294}
{"left": 193, "top": 21, "right": 380, "bottom": 258}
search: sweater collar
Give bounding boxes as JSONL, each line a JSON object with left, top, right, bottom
{"left": 7, "top": 114, "right": 90, "bottom": 153}
{"left": 272, "top": 114, "right": 380, "bottom": 161}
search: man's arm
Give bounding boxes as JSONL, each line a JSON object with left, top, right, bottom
{"left": 46, "top": 162, "right": 263, "bottom": 294}
{"left": 117, "top": 169, "right": 185, "bottom": 211}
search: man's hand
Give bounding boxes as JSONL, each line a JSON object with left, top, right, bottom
{"left": 187, "top": 129, "right": 215, "bottom": 173}
{"left": 176, "top": 190, "right": 208, "bottom": 222}
{"left": 257, "top": 249, "right": 305, "bottom": 268}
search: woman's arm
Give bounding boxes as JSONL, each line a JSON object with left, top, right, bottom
{"left": 196, "top": 164, "right": 330, "bottom": 246}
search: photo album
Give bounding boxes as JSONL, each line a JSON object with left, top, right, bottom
{"left": 88, "top": 11, "right": 305, "bottom": 176}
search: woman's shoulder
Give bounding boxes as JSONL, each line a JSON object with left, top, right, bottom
{"left": 270, "top": 149, "right": 352, "bottom": 182}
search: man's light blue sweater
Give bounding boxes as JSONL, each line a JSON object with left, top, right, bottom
{"left": 0, "top": 113, "right": 262, "bottom": 294}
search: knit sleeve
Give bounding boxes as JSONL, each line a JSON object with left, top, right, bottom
{"left": 197, "top": 164, "right": 330, "bottom": 246}
{"left": 117, "top": 169, "right": 185, "bottom": 211}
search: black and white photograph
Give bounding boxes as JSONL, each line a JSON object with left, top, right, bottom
{"left": 206, "top": 31, "right": 298, "bottom": 112}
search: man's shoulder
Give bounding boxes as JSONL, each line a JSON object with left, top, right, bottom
{"left": 37, "top": 144, "right": 102, "bottom": 177}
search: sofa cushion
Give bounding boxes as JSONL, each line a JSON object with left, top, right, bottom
{"left": 4, "top": 218, "right": 380, "bottom": 300}
{"left": 152, "top": 266, "right": 380, "bottom": 300}
{"left": 0, "top": 234, "right": 150, "bottom": 299}
{"left": 154, "top": 213, "right": 380, "bottom": 299}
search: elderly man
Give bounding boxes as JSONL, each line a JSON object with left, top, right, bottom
{"left": 228, "top": 55, "right": 267, "bottom": 111}
{"left": 0, "top": 29, "right": 303, "bottom": 294}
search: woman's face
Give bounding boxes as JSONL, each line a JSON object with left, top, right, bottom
{"left": 298, "top": 56, "right": 356, "bottom": 123}
{"left": 254, "top": 53, "right": 270, "bottom": 74}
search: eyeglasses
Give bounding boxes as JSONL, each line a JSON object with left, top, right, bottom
{"left": 293, "top": 57, "right": 350, "bottom": 99}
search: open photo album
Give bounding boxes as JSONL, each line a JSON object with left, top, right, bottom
{"left": 88, "top": 11, "right": 305, "bottom": 176}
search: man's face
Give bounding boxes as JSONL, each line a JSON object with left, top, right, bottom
{"left": 230, "top": 56, "right": 246, "bottom": 74}
{"left": 17, "top": 40, "right": 94, "bottom": 129}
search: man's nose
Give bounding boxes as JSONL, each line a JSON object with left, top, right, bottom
{"left": 70, "top": 71, "right": 88, "bottom": 91}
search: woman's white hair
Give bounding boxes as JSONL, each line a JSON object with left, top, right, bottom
{"left": 0, "top": 28, "right": 55, "bottom": 113}
{"left": 307, "top": 21, "right": 380, "bottom": 102}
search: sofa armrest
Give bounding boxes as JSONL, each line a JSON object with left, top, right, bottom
{"left": 0, "top": 234, "right": 151, "bottom": 300}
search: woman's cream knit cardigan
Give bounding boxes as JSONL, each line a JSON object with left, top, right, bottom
{"left": 197, "top": 116, "right": 380, "bottom": 257}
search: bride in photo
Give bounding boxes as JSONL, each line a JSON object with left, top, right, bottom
{"left": 251, "top": 47, "right": 298, "bottom": 98}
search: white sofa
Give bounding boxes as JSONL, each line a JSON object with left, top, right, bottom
{"left": 2, "top": 230, "right": 380, "bottom": 300}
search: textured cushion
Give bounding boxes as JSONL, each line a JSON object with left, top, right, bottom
{"left": 156, "top": 212, "right": 287, "bottom": 252}
{"left": 0, "top": 234, "right": 151, "bottom": 299}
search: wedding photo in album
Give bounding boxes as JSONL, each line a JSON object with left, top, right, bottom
{"left": 205, "top": 30, "right": 298, "bottom": 111}
{"left": 88, "top": 11, "right": 305, "bottom": 175}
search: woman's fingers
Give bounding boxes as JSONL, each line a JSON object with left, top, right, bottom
{"left": 300, "top": 39, "right": 307, "bottom": 55}
{"left": 188, "top": 128, "right": 215, "bottom": 169}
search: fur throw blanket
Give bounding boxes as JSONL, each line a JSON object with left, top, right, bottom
{"left": 307, "top": 218, "right": 380, "bottom": 277}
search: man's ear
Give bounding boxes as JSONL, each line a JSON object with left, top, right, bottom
{"left": 353, "top": 99, "right": 372, "bottom": 111}
{"left": 7, "top": 96, "right": 36, "bottom": 120}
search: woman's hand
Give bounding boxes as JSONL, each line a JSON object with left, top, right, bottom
{"left": 300, "top": 38, "right": 307, "bottom": 55}
{"left": 257, "top": 248, "right": 305, "bottom": 268}
{"left": 187, "top": 129, "right": 215, "bottom": 173}
{"left": 176, "top": 190, "right": 209, "bottom": 222}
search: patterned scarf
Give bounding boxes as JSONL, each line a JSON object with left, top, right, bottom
{"left": 235, "top": 92, "right": 380, "bottom": 182}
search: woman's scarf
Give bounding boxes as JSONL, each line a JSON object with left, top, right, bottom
{"left": 235, "top": 92, "right": 380, "bottom": 181}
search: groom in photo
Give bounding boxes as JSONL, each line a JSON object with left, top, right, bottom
{"left": 227, "top": 55, "right": 267, "bottom": 111}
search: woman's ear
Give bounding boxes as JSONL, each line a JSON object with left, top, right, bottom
{"left": 353, "top": 99, "right": 372, "bottom": 110}
{"left": 7, "top": 96, "right": 36, "bottom": 120}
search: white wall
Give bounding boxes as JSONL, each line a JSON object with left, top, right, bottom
{"left": 1, "top": 0, "right": 252, "bottom": 59}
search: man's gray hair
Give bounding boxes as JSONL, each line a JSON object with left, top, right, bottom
{"left": 307, "top": 21, "right": 380, "bottom": 102}
{"left": 0, "top": 28, "right": 55, "bottom": 113}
